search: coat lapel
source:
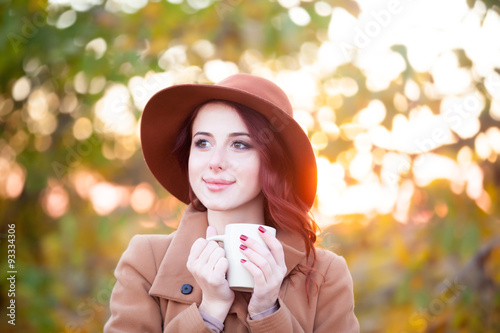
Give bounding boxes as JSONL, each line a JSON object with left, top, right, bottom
{"left": 149, "top": 205, "right": 207, "bottom": 305}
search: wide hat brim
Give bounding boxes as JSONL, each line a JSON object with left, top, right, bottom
{"left": 140, "top": 73, "right": 317, "bottom": 209}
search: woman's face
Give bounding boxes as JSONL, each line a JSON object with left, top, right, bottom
{"left": 188, "top": 102, "right": 262, "bottom": 212}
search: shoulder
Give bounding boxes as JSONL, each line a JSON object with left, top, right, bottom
{"left": 313, "top": 248, "right": 353, "bottom": 284}
{"left": 127, "top": 233, "right": 176, "bottom": 252}
{"left": 308, "top": 249, "right": 359, "bottom": 331}
{"left": 127, "top": 232, "right": 176, "bottom": 256}
{"left": 117, "top": 233, "right": 177, "bottom": 273}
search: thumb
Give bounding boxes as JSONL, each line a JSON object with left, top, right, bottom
{"left": 206, "top": 225, "right": 218, "bottom": 239}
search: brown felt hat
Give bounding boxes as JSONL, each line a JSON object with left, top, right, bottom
{"left": 140, "top": 73, "right": 317, "bottom": 208}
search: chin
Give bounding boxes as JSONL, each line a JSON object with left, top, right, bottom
{"left": 199, "top": 200, "right": 237, "bottom": 212}
{"left": 197, "top": 194, "right": 248, "bottom": 211}
{"left": 195, "top": 190, "right": 263, "bottom": 213}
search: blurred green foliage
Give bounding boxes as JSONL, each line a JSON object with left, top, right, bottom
{"left": 1, "top": 0, "right": 499, "bottom": 332}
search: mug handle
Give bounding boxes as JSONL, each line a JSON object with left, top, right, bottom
{"left": 206, "top": 235, "right": 225, "bottom": 242}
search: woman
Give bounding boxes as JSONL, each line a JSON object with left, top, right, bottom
{"left": 104, "top": 73, "right": 359, "bottom": 332}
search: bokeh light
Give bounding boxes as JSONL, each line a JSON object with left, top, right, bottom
{"left": 130, "top": 182, "right": 156, "bottom": 214}
{"left": 89, "top": 182, "right": 128, "bottom": 215}
{"left": 73, "top": 117, "right": 93, "bottom": 140}
{"left": 41, "top": 181, "right": 70, "bottom": 219}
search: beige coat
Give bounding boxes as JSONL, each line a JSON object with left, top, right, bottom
{"left": 104, "top": 205, "right": 359, "bottom": 332}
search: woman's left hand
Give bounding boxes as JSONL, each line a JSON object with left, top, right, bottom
{"left": 240, "top": 226, "right": 287, "bottom": 316}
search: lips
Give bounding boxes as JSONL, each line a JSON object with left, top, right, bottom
{"left": 203, "top": 178, "right": 235, "bottom": 192}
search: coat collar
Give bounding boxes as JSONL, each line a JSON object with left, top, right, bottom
{"left": 149, "top": 204, "right": 306, "bottom": 305}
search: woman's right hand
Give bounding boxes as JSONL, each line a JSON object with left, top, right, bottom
{"left": 186, "top": 226, "right": 235, "bottom": 322}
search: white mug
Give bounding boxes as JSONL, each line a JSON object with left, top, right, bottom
{"left": 206, "top": 223, "right": 276, "bottom": 292}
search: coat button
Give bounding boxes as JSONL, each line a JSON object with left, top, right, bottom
{"left": 181, "top": 284, "right": 193, "bottom": 295}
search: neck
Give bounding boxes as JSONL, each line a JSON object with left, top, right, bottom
{"left": 206, "top": 194, "right": 265, "bottom": 235}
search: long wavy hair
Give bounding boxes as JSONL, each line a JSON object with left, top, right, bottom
{"left": 173, "top": 100, "right": 319, "bottom": 298}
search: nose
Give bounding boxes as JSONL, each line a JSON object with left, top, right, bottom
{"left": 208, "top": 146, "right": 227, "bottom": 172}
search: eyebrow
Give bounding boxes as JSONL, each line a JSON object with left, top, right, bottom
{"left": 193, "top": 131, "right": 251, "bottom": 138}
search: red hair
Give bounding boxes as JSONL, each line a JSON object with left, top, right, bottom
{"left": 173, "top": 100, "right": 319, "bottom": 298}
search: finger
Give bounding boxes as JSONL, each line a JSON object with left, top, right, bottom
{"left": 206, "top": 246, "right": 226, "bottom": 270}
{"left": 197, "top": 240, "right": 220, "bottom": 263}
{"left": 240, "top": 245, "right": 273, "bottom": 279}
{"left": 257, "top": 228, "right": 285, "bottom": 266}
{"left": 212, "top": 256, "right": 229, "bottom": 281}
{"left": 240, "top": 259, "right": 267, "bottom": 285}
{"left": 188, "top": 238, "right": 208, "bottom": 262}
{"left": 240, "top": 235, "right": 270, "bottom": 258}
{"left": 206, "top": 225, "right": 217, "bottom": 239}
{"left": 241, "top": 232, "right": 283, "bottom": 268}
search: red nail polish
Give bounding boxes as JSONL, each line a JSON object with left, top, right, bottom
{"left": 240, "top": 259, "right": 246, "bottom": 263}
{"left": 240, "top": 244, "right": 247, "bottom": 251}
{"left": 258, "top": 226, "right": 266, "bottom": 233}
{"left": 240, "top": 234, "right": 248, "bottom": 241}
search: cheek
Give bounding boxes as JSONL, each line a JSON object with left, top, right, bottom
{"left": 246, "top": 155, "right": 261, "bottom": 187}
{"left": 188, "top": 151, "right": 201, "bottom": 178}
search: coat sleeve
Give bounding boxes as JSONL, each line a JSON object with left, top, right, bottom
{"left": 246, "top": 298, "right": 305, "bottom": 332}
{"left": 163, "top": 303, "right": 214, "bottom": 333}
{"left": 104, "top": 235, "right": 214, "bottom": 333}
{"left": 104, "top": 235, "right": 164, "bottom": 333}
{"left": 313, "top": 254, "right": 359, "bottom": 333}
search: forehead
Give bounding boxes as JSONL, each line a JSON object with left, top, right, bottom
{"left": 192, "top": 102, "right": 249, "bottom": 132}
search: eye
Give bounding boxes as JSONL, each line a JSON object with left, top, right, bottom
{"left": 232, "top": 140, "right": 251, "bottom": 150}
{"left": 194, "top": 139, "right": 211, "bottom": 149}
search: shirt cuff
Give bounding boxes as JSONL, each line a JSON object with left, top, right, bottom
{"left": 200, "top": 311, "right": 224, "bottom": 333}
{"left": 249, "top": 301, "right": 280, "bottom": 320}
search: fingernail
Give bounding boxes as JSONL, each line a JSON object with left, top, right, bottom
{"left": 240, "top": 259, "right": 246, "bottom": 263}
{"left": 240, "top": 234, "right": 248, "bottom": 241}
{"left": 258, "top": 226, "right": 266, "bottom": 233}
{"left": 240, "top": 244, "right": 247, "bottom": 251}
